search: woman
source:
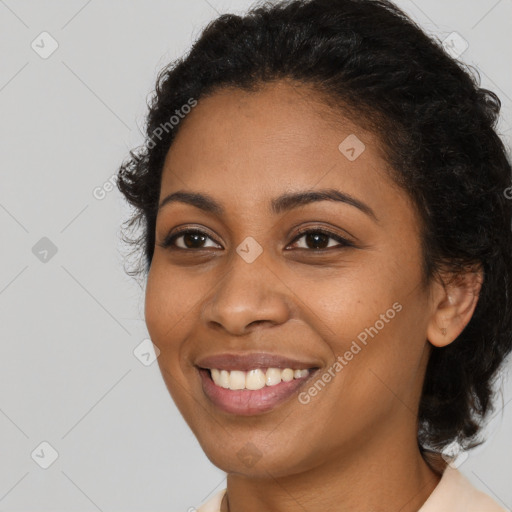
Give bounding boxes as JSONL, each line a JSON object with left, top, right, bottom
{"left": 117, "top": 0, "right": 512, "bottom": 510}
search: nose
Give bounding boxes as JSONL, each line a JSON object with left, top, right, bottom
{"left": 201, "top": 251, "right": 291, "bottom": 336}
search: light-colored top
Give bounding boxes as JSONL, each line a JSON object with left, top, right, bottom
{"left": 196, "top": 466, "right": 507, "bottom": 512}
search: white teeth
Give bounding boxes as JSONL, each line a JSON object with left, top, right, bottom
{"left": 246, "top": 369, "right": 266, "bottom": 390}
{"left": 281, "top": 368, "right": 294, "bottom": 382}
{"left": 211, "top": 369, "right": 221, "bottom": 386}
{"left": 228, "top": 370, "right": 246, "bottom": 390}
{"left": 209, "top": 367, "right": 310, "bottom": 390}
{"left": 219, "top": 369, "right": 230, "bottom": 389}
{"left": 265, "top": 367, "right": 282, "bottom": 387}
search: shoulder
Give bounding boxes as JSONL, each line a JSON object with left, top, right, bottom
{"left": 419, "top": 466, "right": 507, "bottom": 512}
{"left": 196, "top": 488, "right": 226, "bottom": 512}
{"left": 192, "top": 470, "right": 508, "bottom": 512}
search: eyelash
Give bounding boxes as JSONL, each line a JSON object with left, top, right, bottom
{"left": 159, "top": 227, "right": 354, "bottom": 251}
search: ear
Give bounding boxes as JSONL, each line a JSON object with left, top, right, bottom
{"left": 426, "top": 264, "right": 484, "bottom": 348}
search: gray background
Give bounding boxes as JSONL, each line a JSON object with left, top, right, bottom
{"left": 0, "top": 0, "right": 511, "bottom": 511}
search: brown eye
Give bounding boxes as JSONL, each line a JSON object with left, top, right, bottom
{"left": 160, "top": 229, "right": 221, "bottom": 250}
{"left": 289, "top": 229, "right": 353, "bottom": 250}
{"left": 159, "top": 227, "right": 353, "bottom": 252}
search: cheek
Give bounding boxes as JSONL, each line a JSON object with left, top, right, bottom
{"left": 144, "top": 261, "right": 194, "bottom": 364}
{"left": 295, "top": 269, "right": 399, "bottom": 345}
{"left": 144, "top": 257, "right": 200, "bottom": 336}
{"left": 144, "top": 267, "right": 169, "bottom": 342}
{"left": 298, "top": 254, "right": 428, "bottom": 399}
{"left": 144, "top": 263, "right": 201, "bottom": 414}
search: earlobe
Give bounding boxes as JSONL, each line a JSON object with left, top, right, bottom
{"left": 426, "top": 265, "right": 483, "bottom": 348}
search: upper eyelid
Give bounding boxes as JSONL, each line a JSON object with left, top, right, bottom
{"left": 165, "top": 226, "right": 220, "bottom": 243}
{"left": 163, "top": 226, "right": 352, "bottom": 248}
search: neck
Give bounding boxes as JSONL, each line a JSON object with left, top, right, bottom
{"left": 220, "top": 427, "right": 443, "bottom": 512}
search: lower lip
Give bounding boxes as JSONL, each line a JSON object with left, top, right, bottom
{"left": 198, "top": 368, "right": 317, "bottom": 416}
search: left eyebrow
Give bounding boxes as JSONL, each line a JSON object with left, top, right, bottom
{"left": 158, "top": 188, "right": 378, "bottom": 223}
{"left": 270, "top": 189, "right": 378, "bottom": 222}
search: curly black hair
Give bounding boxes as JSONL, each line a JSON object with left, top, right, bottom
{"left": 117, "top": 0, "right": 512, "bottom": 456}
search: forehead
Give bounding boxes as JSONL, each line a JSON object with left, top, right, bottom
{"left": 166, "top": 80, "right": 380, "bottom": 165}
{"left": 159, "top": 80, "right": 408, "bottom": 221}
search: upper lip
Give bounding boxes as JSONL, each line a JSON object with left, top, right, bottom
{"left": 195, "top": 352, "right": 320, "bottom": 371}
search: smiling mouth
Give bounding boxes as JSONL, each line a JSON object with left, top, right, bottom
{"left": 197, "top": 366, "right": 320, "bottom": 415}
{"left": 204, "top": 366, "right": 315, "bottom": 390}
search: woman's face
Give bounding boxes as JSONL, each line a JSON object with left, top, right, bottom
{"left": 145, "top": 80, "right": 436, "bottom": 477}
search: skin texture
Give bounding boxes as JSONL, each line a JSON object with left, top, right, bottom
{"left": 145, "top": 80, "right": 483, "bottom": 512}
